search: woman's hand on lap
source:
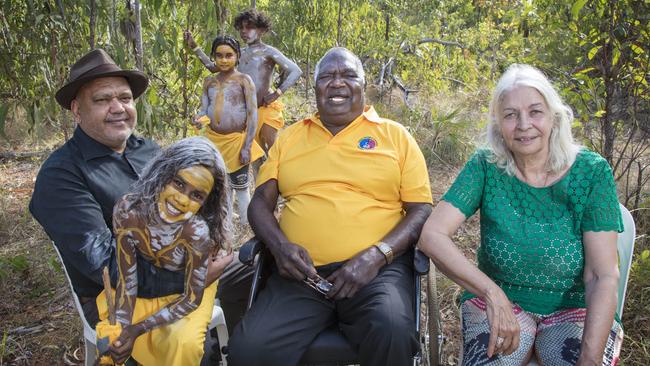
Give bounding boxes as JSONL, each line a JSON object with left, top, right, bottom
{"left": 485, "top": 287, "right": 520, "bottom": 357}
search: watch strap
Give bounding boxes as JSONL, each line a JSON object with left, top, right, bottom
{"left": 374, "top": 242, "right": 394, "bottom": 264}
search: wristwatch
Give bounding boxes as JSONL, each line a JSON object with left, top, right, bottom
{"left": 374, "top": 242, "right": 394, "bottom": 264}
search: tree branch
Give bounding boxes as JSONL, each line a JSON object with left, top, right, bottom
{"left": 417, "top": 37, "right": 466, "bottom": 49}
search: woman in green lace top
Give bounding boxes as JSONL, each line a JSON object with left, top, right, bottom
{"left": 418, "top": 64, "right": 623, "bottom": 366}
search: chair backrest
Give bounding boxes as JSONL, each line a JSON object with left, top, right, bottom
{"left": 617, "top": 203, "right": 636, "bottom": 318}
{"left": 50, "top": 242, "right": 97, "bottom": 366}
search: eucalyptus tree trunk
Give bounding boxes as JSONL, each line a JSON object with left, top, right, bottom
{"left": 336, "top": 0, "right": 343, "bottom": 46}
{"left": 181, "top": 5, "right": 192, "bottom": 138}
{"left": 305, "top": 41, "right": 312, "bottom": 99}
{"left": 215, "top": 0, "right": 228, "bottom": 34}
{"left": 111, "top": 0, "right": 117, "bottom": 46}
{"left": 55, "top": 0, "right": 74, "bottom": 50}
{"left": 134, "top": 0, "right": 143, "bottom": 70}
{"left": 600, "top": 0, "right": 617, "bottom": 165}
{"left": 384, "top": 12, "right": 390, "bottom": 41}
{"left": 55, "top": 0, "right": 72, "bottom": 140}
{"left": 89, "top": 0, "right": 96, "bottom": 48}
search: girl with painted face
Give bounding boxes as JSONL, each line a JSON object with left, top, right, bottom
{"left": 96, "top": 137, "right": 234, "bottom": 364}
{"left": 191, "top": 35, "right": 264, "bottom": 226}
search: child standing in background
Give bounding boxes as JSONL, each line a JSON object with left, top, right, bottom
{"left": 190, "top": 35, "right": 264, "bottom": 225}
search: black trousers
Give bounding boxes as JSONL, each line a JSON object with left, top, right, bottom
{"left": 228, "top": 251, "right": 418, "bottom": 366}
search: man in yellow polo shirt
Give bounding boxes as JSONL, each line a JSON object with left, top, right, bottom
{"left": 228, "top": 47, "right": 433, "bottom": 366}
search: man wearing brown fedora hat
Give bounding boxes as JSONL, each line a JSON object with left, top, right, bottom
{"left": 30, "top": 49, "right": 251, "bottom": 364}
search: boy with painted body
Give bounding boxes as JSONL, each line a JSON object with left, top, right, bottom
{"left": 192, "top": 36, "right": 264, "bottom": 225}
{"left": 185, "top": 9, "right": 302, "bottom": 152}
{"left": 96, "top": 137, "right": 233, "bottom": 365}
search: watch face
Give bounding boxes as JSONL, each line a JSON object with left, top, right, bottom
{"left": 315, "top": 279, "right": 333, "bottom": 293}
{"left": 304, "top": 275, "right": 333, "bottom": 296}
{"left": 377, "top": 243, "right": 393, "bottom": 263}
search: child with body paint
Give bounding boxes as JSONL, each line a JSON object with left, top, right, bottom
{"left": 95, "top": 137, "right": 234, "bottom": 365}
{"left": 185, "top": 9, "right": 302, "bottom": 154}
{"left": 190, "top": 35, "right": 264, "bottom": 225}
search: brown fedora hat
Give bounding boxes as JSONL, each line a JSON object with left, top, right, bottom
{"left": 55, "top": 49, "right": 148, "bottom": 110}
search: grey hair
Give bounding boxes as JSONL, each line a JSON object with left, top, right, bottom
{"left": 313, "top": 47, "right": 365, "bottom": 84}
{"left": 121, "top": 137, "right": 232, "bottom": 247}
{"left": 486, "top": 63, "right": 581, "bottom": 176}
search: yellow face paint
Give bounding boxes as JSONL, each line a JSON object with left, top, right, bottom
{"left": 158, "top": 166, "right": 214, "bottom": 223}
{"left": 214, "top": 45, "right": 237, "bottom": 72}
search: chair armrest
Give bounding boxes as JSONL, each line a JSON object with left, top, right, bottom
{"left": 414, "top": 248, "right": 430, "bottom": 275}
{"left": 239, "top": 237, "right": 263, "bottom": 266}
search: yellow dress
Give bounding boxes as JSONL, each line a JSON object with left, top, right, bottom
{"left": 95, "top": 282, "right": 218, "bottom": 365}
{"left": 204, "top": 127, "right": 264, "bottom": 173}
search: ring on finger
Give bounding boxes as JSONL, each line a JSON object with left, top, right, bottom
{"left": 496, "top": 336, "right": 505, "bottom": 347}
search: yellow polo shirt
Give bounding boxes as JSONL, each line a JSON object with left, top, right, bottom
{"left": 257, "top": 106, "right": 432, "bottom": 266}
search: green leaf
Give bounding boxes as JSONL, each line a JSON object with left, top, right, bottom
{"left": 588, "top": 45, "right": 601, "bottom": 60}
{"left": 7, "top": 255, "right": 29, "bottom": 273}
{"left": 571, "top": 0, "right": 589, "bottom": 19}
{"left": 642, "top": 250, "right": 650, "bottom": 261}
{"left": 48, "top": 256, "right": 62, "bottom": 274}
{"left": 0, "top": 103, "right": 8, "bottom": 140}
{"left": 594, "top": 110, "right": 606, "bottom": 117}
{"left": 575, "top": 67, "right": 595, "bottom": 74}
{"left": 630, "top": 44, "right": 644, "bottom": 54}
{"left": 612, "top": 48, "right": 620, "bottom": 66}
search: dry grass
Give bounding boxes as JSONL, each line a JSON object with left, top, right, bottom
{"left": 0, "top": 159, "right": 82, "bottom": 365}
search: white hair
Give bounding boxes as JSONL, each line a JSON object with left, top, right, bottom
{"left": 486, "top": 63, "right": 581, "bottom": 175}
{"left": 313, "top": 47, "right": 365, "bottom": 84}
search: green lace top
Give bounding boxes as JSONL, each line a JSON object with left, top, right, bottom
{"left": 443, "top": 148, "right": 623, "bottom": 315}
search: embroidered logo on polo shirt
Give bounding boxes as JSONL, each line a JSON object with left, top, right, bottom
{"left": 358, "top": 136, "right": 377, "bottom": 150}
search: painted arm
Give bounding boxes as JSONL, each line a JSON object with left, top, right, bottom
{"left": 326, "top": 202, "right": 432, "bottom": 300}
{"left": 577, "top": 231, "right": 619, "bottom": 366}
{"left": 239, "top": 74, "right": 259, "bottom": 165}
{"left": 248, "top": 179, "right": 318, "bottom": 280}
{"left": 192, "top": 79, "right": 212, "bottom": 129}
{"left": 113, "top": 215, "right": 144, "bottom": 326}
{"left": 261, "top": 47, "right": 302, "bottom": 105}
{"left": 107, "top": 205, "right": 148, "bottom": 364}
{"left": 198, "top": 80, "right": 210, "bottom": 117}
{"left": 184, "top": 30, "right": 218, "bottom": 73}
{"left": 417, "top": 201, "right": 520, "bottom": 357}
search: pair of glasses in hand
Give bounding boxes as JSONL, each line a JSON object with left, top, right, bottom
{"left": 304, "top": 275, "right": 333, "bottom": 296}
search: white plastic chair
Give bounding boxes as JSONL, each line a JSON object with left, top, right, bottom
{"left": 527, "top": 203, "right": 637, "bottom": 365}
{"left": 51, "top": 243, "right": 229, "bottom": 365}
{"left": 616, "top": 203, "right": 636, "bottom": 318}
